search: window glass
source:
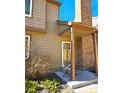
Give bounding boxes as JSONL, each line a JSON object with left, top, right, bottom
{"left": 25, "top": 35, "right": 30, "bottom": 59}
{"left": 62, "top": 42, "right": 71, "bottom": 66}
{"left": 25, "top": 0, "right": 31, "bottom": 15}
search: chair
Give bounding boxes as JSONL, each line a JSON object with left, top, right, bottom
{"left": 62, "top": 64, "right": 71, "bottom": 77}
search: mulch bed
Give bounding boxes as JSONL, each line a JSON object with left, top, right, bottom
{"left": 26, "top": 72, "right": 66, "bottom": 84}
{"left": 40, "top": 73, "right": 66, "bottom": 84}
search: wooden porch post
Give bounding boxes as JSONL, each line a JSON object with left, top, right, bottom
{"left": 92, "top": 32, "right": 98, "bottom": 75}
{"left": 71, "top": 27, "right": 75, "bottom": 80}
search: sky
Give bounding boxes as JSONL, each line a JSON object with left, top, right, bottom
{"left": 91, "top": 0, "right": 98, "bottom": 16}
{"left": 58, "top": 0, "right": 98, "bottom": 21}
{"left": 58, "top": 0, "right": 75, "bottom": 21}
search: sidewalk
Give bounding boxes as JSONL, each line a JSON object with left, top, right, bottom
{"left": 74, "top": 84, "right": 98, "bottom": 93}
{"left": 60, "top": 84, "right": 98, "bottom": 93}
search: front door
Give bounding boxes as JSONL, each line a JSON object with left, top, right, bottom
{"left": 62, "top": 41, "right": 71, "bottom": 67}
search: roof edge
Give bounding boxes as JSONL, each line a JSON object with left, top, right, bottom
{"left": 72, "top": 23, "right": 97, "bottom": 32}
{"left": 57, "top": 20, "right": 71, "bottom": 26}
{"left": 46, "top": 0, "right": 61, "bottom": 6}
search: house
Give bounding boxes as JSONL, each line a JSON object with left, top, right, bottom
{"left": 25, "top": 0, "right": 98, "bottom": 80}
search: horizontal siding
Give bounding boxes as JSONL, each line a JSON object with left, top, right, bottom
{"left": 46, "top": 2, "right": 59, "bottom": 34}
{"left": 26, "top": 30, "right": 70, "bottom": 69}
{"left": 26, "top": 2, "right": 70, "bottom": 69}
{"left": 25, "top": 0, "right": 46, "bottom": 30}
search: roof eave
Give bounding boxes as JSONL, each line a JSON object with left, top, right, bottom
{"left": 46, "top": 0, "right": 61, "bottom": 6}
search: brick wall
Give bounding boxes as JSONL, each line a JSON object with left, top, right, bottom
{"left": 76, "top": 37, "right": 83, "bottom": 70}
{"left": 82, "top": 35, "right": 95, "bottom": 71}
{"left": 77, "top": 0, "right": 95, "bottom": 71}
{"left": 81, "top": 0, "right": 92, "bottom": 26}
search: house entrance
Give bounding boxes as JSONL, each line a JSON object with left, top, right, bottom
{"left": 62, "top": 41, "right": 71, "bottom": 67}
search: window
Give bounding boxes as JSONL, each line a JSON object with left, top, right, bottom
{"left": 25, "top": 0, "right": 32, "bottom": 17}
{"left": 25, "top": 35, "right": 30, "bottom": 59}
{"left": 62, "top": 41, "right": 71, "bottom": 67}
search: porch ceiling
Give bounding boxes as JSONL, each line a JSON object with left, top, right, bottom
{"left": 58, "top": 23, "right": 97, "bottom": 37}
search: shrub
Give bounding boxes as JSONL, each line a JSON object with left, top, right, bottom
{"left": 25, "top": 80, "right": 39, "bottom": 93}
{"left": 41, "top": 79, "right": 60, "bottom": 93}
{"left": 25, "top": 54, "right": 51, "bottom": 79}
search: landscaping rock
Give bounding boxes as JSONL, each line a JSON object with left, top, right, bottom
{"left": 61, "top": 86, "right": 75, "bottom": 93}
{"left": 39, "top": 89, "right": 49, "bottom": 93}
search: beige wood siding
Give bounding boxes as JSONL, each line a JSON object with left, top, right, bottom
{"left": 26, "top": 2, "right": 70, "bottom": 71}
{"left": 46, "top": 2, "right": 59, "bottom": 34}
{"left": 25, "top": 0, "right": 46, "bottom": 30}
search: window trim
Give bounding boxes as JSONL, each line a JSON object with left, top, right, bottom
{"left": 61, "top": 41, "right": 71, "bottom": 67}
{"left": 25, "top": 0, "right": 33, "bottom": 17}
{"left": 25, "top": 35, "right": 31, "bottom": 59}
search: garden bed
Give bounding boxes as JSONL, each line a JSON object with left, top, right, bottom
{"left": 25, "top": 72, "right": 67, "bottom": 93}
{"left": 26, "top": 72, "right": 66, "bottom": 84}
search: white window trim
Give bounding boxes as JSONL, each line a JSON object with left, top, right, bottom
{"left": 25, "top": 35, "right": 30, "bottom": 59}
{"left": 25, "top": 0, "right": 33, "bottom": 17}
{"left": 61, "top": 41, "right": 71, "bottom": 67}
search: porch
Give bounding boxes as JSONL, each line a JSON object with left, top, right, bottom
{"left": 55, "top": 70, "right": 98, "bottom": 93}
{"left": 58, "top": 22, "right": 98, "bottom": 80}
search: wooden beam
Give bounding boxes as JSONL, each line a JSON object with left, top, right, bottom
{"left": 72, "top": 23, "right": 97, "bottom": 33}
{"left": 71, "top": 27, "right": 76, "bottom": 80}
{"left": 92, "top": 33, "right": 98, "bottom": 75}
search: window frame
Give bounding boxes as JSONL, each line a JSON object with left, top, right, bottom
{"left": 25, "top": 35, "right": 31, "bottom": 59}
{"left": 25, "top": 0, "right": 33, "bottom": 17}
{"left": 61, "top": 41, "right": 71, "bottom": 67}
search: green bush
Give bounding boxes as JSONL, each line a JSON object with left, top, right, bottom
{"left": 25, "top": 80, "right": 39, "bottom": 93}
{"left": 41, "top": 79, "right": 60, "bottom": 93}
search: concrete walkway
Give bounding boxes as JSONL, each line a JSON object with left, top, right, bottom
{"left": 55, "top": 70, "right": 97, "bottom": 87}
{"left": 74, "top": 84, "right": 98, "bottom": 93}
{"left": 55, "top": 70, "right": 98, "bottom": 93}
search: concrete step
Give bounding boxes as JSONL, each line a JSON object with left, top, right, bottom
{"left": 72, "top": 79, "right": 98, "bottom": 89}
{"left": 74, "top": 84, "right": 98, "bottom": 93}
